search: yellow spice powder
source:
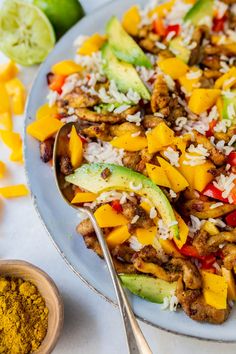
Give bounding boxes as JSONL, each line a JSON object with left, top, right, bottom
{"left": 0, "top": 276, "right": 48, "bottom": 354}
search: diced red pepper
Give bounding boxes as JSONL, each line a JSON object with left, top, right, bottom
{"left": 225, "top": 210, "right": 236, "bottom": 227}
{"left": 111, "top": 200, "right": 123, "bottom": 213}
{"left": 153, "top": 18, "right": 166, "bottom": 37}
{"left": 165, "top": 24, "right": 180, "bottom": 38}
{"left": 201, "top": 254, "right": 216, "bottom": 269}
{"left": 79, "top": 134, "right": 87, "bottom": 144}
{"left": 49, "top": 74, "right": 66, "bottom": 94}
{"left": 212, "top": 16, "right": 226, "bottom": 32}
{"left": 179, "top": 244, "right": 205, "bottom": 260}
{"left": 205, "top": 120, "right": 217, "bottom": 138}
{"left": 227, "top": 151, "right": 236, "bottom": 167}
{"left": 203, "top": 183, "right": 229, "bottom": 203}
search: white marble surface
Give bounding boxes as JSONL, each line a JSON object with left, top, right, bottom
{"left": 0, "top": 0, "right": 236, "bottom": 353}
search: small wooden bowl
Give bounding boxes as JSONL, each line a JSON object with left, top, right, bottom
{"left": 0, "top": 260, "right": 64, "bottom": 354}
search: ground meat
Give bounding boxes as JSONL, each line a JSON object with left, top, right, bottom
{"left": 222, "top": 244, "right": 236, "bottom": 270}
{"left": 122, "top": 202, "right": 155, "bottom": 230}
{"left": 168, "top": 258, "right": 202, "bottom": 290}
{"left": 151, "top": 74, "right": 170, "bottom": 115}
{"left": 59, "top": 156, "right": 73, "bottom": 175}
{"left": 135, "top": 148, "right": 154, "bottom": 173}
{"left": 122, "top": 151, "right": 141, "bottom": 170}
{"left": 142, "top": 115, "right": 164, "bottom": 129}
{"left": 76, "top": 218, "right": 94, "bottom": 236}
{"left": 112, "top": 243, "right": 135, "bottom": 263}
{"left": 189, "top": 26, "right": 209, "bottom": 66}
{"left": 181, "top": 199, "right": 236, "bottom": 219}
{"left": 82, "top": 123, "right": 112, "bottom": 141}
{"left": 132, "top": 245, "right": 160, "bottom": 264}
{"left": 101, "top": 167, "right": 111, "bottom": 179}
{"left": 201, "top": 56, "right": 221, "bottom": 70}
{"left": 40, "top": 138, "right": 54, "bottom": 163}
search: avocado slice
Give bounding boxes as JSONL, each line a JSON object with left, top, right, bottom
{"left": 169, "top": 37, "right": 190, "bottom": 64}
{"left": 102, "top": 43, "right": 151, "bottom": 100}
{"left": 106, "top": 16, "right": 152, "bottom": 69}
{"left": 66, "top": 163, "right": 179, "bottom": 238}
{"left": 184, "top": 0, "right": 214, "bottom": 25}
{"left": 120, "top": 274, "right": 177, "bottom": 304}
{"left": 222, "top": 91, "right": 236, "bottom": 123}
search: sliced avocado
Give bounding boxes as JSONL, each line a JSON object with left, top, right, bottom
{"left": 222, "top": 91, "right": 236, "bottom": 123}
{"left": 66, "top": 163, "right": 179, "bottom": 238}
{"left": 184, "top": 0, "right": 214, "bottom": 25}
{"left": 102, "top": 43, "right": 150, "bottom": 100}
{"left": 120, "top": 274, "right": 177, "bottom": 304}
{"left": 106, "top": 16, "right": 152, "bottom": 69}
{"left": 169, "top": 37, "right": 190, "bottom": 64}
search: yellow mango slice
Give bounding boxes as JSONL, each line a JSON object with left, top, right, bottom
{"left": 202, "top": 271, "right": 228, "bottom": 309}
{"left": 27, "top": 116, "right": 63, "bottom": 142}
{"left": 216, "top": 96, "right": 223, "bottom": 119}
{"left": 136, "top": 227, "right": 157, "bottom": 246}
{"left": 188, "top": 89, "right": 221, "bottom": 115}
{"left": 106, "top": 225, "right": 131, "bottom": 248}
{"left": 0, "top": 130, "right": 23, "bottom": 163}
{"left": 140, "top": 201, "right": 159, "bottom": 224}
{"left": 0, "top": 112, "right": 12, "bottom": 131}
{"left": 158, "top": 58, "right": 189, "bottom": 79}
{"left": 78, "top": 33, "right": 107, "bottom": 56}
{"left": 202, "top": 221, "right": 219, "bottom": 235}
{"left": 0, "top": 83, "right": 10, "bottom": 114}
{"left": 0, "top": 161, "right": 6, "bottom": 178}
{"left": 110, "top": 133, "right": 147, "bottom": 152}
{"left": 122, "top": 5, "right": 141, "bottom": 36}
{"left": 69, "top": 126, "right": 83, "bottom": 168}
{"left": 6, "top": 78, "right": 26, "bottom": 115}
{"left": 173, "top": 211, "right": 189, "bottom": 249}
{"left": 94, "top": 204, "right": 128, "bottom": 228}
{"left": 178, "top": 67, "right": 202, "bottom": 93}
{"left": 224, "top": 43, "right": 236, "bottom": 55}
{"left": 148, "top": 0, "right": 175, "bottom": 18}
{"left": 215, "top": 67, "right": 236, "bottom": 90}
{"left": 71, "top": 192, "right": 97, "bottom": 204}
{"left": 36, "top": 103, "right": 58, "bottom": 120}
{"left": 222, "top": 267, "right": 236, "bottom": 301}
{"left": 146, "top": 163, "right": 171, "bottom": 188}
{"left": 157, "top": 156, "right": 189, "bottom": 193}
{"left": 146, "top": 122, "right": 175, "bottom": 154}
{"left": 0, "top": 60, "right": 18, "bottom": 82}
{"left": 52, "top": 60, "right": 83, "bottom": 76}
{"left": 173, "top": 136, "right": 187, "bottom": 153}
{"left": 159, "top": 239, "right": 183, "bottom": 257}
{"left": 0, "top": 184, "right": 29, "bottom": 198}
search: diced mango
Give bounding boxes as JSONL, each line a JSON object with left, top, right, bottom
{"left": 0, "top": 130, "right": 23, "bottom": 163}
{"left": 173, "top": 211, "right": 189, "bottom": 249}
{"left": 71, "top": 192, "right": 97, "bottom": 204}
{"left": 0, "top": 60, "right": 18, "bottom": 82}
{"left": 6, "top": 78, "right": 26, "bottom": 115}
{"left": 0, "top": 161, "right": 6, "bottom": 178}
{"left": 78, "top": 33, "right": 107, "bottom": 56}
{"left": 0, "top": 184, "right": 29, "bottom": 198}
{"left": 158, "top": 58, "right": 189, "bottom": 79}
{"left": 202, "top": 270, "right": 228, "bottom": 309}
{"left": 94, "top": 204, "right": 128, "bottom": 228}
{"left": 222, "top": 267, "right": 236, "bottom": 301}
{"left": 224, "top": 43, "right": 236, "bottom": 55}
{"left": 173, "top": 136, "right": 187, "bottom": 153}
{"left": 52, "top": 60, "right": 83, "bottom": 76}
{"left": 36, "top": 103, "right": 58, "bottom": 120}
{"left": 146, "top": 122, "right": 175, "bottom": 154}
{"left": 140, "top": 201, "right": 159, "bottom": 224}
{"left": 159, "top": 239, "right": 183, "bottom": 257}
{"left": 27, "top": 116, "right": 63, "bottom": 142}
{"left": 178, "top": 67, "right": 202, "bottom": 93}
{"left": 122, "top": 5, "right": 141, "bottom": 36}
{"left": 146, "top": 163, "right": 171, "bottom": 188}
{"left": 106, "top": 225, "right": 131, "bottom": 248}
{"left": 69, "top": 126, "right": 83, "bottom": 169}
{"left": 188, "top": 89, "right": 221, "bottom": 115}
{"left": 136, "top": 227, "right": 157, "bottom": 246}
{"left": 216, "top": 96, "right": 223, "bottom": 119}
{"left": 0, "top": 83, "right": 10, "bottom": 114}
{"left": 110, "top": 133, "right": 147, "bottom": 152}
{"left": 148, "top": 0, "right": 175, "bottom": 18}
{"left": 202, "top": 221, "right": 219, "bottom": 236}
{"left": 215, "top": 67, "right": 236, "bottom": 90}
{"left": 0, "top": 112, "right": 12, "bottom": 131}
{"left": 178, "top": 152, "right": 214, "bottom": 192}
{"left": 157, "top": 156, "right": 189, "bottom": 193}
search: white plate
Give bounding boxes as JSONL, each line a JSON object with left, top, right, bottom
{"left": 24, "top": 0, "right": 236, "bottom": 341}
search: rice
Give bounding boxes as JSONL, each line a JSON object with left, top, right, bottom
{"left": 129, "top": 181, "right": 143, "bottom": 191}
{"left": 186, "top": 70, "right": 202, "bottom": 80}
{"left": 227, "top": 103, "right": 236, "bottom": 120}
{"left": 189, "top": 215, "right": 202, "bottom": 233}
{"left": 208, "top": 218, "right": 226, "bottom": 228}
{"left": 113, "top": 104, "right": 131, "bottom": 114}
{"left": 131, "top": 215, "right": 140, "bottom": 224}
{"left": 166, "top": 31, "right": 176, "bottom": 42}
{"left": 150, "top": 207, "right": 157, "bottom": 219}
{"left": 163, "top": 147, "right": 180, "bottom": 167}
{"left": 210, "top": 202, "right": 224, "bottom": 209}
{"left": 158, "top": 220, "right": 171, "bottom": 240}
{"left": 61, "top": 115, "right": 78, "bottom": 123}
{"left": 174, "top": 117, "right": 188, "bottom": 131}
{"left": 214, "top": 1, "right": 228, "bottom": 19}
{"left": 84, "top": 141, "right": 124, "bottom": 165}
{"left": 73, "top": 34, "right": 88, "bottom": 47}
{"left": 47, "top": 90, "right": 59, "bottom": 107}
{"left": 126, "top": 111, "right": 142, "bottom": 126}
{"left": 169, "top": 189, "right": 177, "bottom": 198}
{"left": 129, "top": 236, "right": 143, "bottom": 252}
{"left": 131, "top": 131, "right": 141, "bottom": 138}
{"left": 214, "top": 119, "right": 232, "bottom": 133}
{"left": 156, "top": 41, "right": 166, "bottom": 50}
{"left": 161, "top": 295, "right": 179, "bottom": 312}
{"left": 213, "top": 173, "right": 236, "bottom": 199}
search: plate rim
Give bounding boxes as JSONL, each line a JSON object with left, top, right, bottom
{"left": 23, "top": 0, "right": 236, "bottom": 343}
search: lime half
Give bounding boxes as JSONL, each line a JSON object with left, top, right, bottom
{"left": 0, "top": 0, "right": 55, "bottom": 66}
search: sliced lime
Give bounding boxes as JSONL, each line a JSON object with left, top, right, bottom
{"left": 0, "top": 0, "right": 55, "bottom": 66}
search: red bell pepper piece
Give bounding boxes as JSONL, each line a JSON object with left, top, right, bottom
{"left": 212, "top": 16, "right": 226, "bottom": 32}
{"left": 201, "top": 254, "right": 216, "bottom": 269}
{"left": 165, "top": 24, "right": 180, "bottom": 37}
{"left": 111, "top": 200, "right": 123, "bottom": 213}
{"left": 205, "top": 120, "right": 217, "bottom": 138}
{"left": 153, "top": 18, "right": 166, "bottom": 36}
{"left": 203, "top": 183, "right": 229, "bottom": 203}
{"left": 49, "top": 74, "right": 66, "bottom": 94}
{"left": 78, "top": 134, "right": 87, "bottom": 144}
{"left": 179, "top": 244, "right": 205, "bottom": 260}
{"left": 227, "top": 151, "right": 236, "bottom": 167}
{"left": 225, "top": 210, "right": 236, "bottom": 227}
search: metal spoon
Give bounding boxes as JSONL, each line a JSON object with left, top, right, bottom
{"left": 53, "top": 122, "right": 152, "bottom": 354}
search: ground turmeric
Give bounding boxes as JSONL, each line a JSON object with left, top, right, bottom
{"left": 0, "top": 276, "right": 48, "bottom": 354}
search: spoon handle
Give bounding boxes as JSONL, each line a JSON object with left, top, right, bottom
{"left": 84, "top": 209, "right": 152, "bottom": 354}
